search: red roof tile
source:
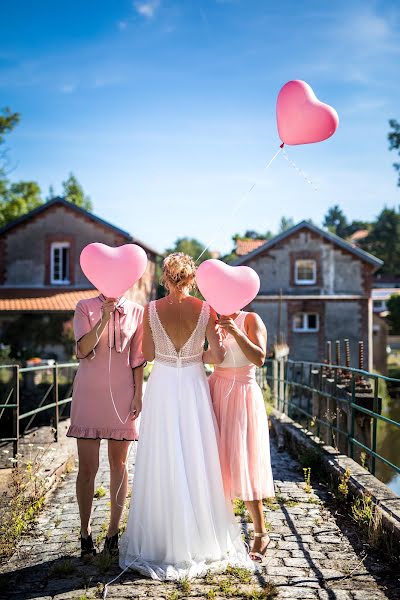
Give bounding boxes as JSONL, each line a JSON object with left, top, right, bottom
{"left": 0, "top": 289, "right": 99, "bottom": 312}
{"left": 236, "top": 239, "right": 266, "bottom": 256}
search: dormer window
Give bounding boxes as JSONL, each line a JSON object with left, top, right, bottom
{"left": 295, "top": 259, "right": 317, "bottom": 285}
{"left": 51, "top": 242, "right": 70, "bottom": 284}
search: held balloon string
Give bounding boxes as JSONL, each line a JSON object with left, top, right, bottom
{"left": 195, "top": 144, "right": 284, "bottom": 264}
{"left": 90, "top": 304, "right": 137, "bottom": 530}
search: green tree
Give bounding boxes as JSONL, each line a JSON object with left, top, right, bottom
{"left": 0, "top": 107, "right": 45, "bottom": 226}
{"left": 323, "top": 205, "right": 348, "bottom": 238}
{"left": 166, "top": 237, "right": 211, "bottom": 263}
{"left": 278, "top": 216, "right": 294, "bottom": 233}
{"left": 62, "top": 173, "right": 92, "bottom": 211}
{"left": 0, "top": 181, "right": 42, "bottom": 226}
{"left": 388, "top": 119, "right": 400, "bottom": 187}
{"left": 0, "top": 107, "right": 20, "bottom": 175}
{"left": 46, "top": 184, "right": 55, "bottom": 200}
{"left": 361, "top": 208, "right": 400, "bottom": 275}
{"left": 387, "top": 295, "right": 400, "bottom": 334}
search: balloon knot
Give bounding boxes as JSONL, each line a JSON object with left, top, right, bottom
{"left": 280, "top": 142, "right": 285, "bottom": 148}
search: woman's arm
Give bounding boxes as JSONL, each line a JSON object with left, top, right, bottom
{"left": 142, "top": 304, "right": 155, "bottom": 362}
{"left": 203, "top": 308, "right": 226, "bottom": 365}
{"left": 218, "top": 312, "right": 267, "bottom": 367}
{"left": 130, "top": 365, "right": 144, "bottom": 420}
{"left": 76, "top": 299, "right": 116, "bottom": 358}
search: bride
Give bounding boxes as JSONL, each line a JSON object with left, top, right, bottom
{"left": 119, "top": 253, "right": 253, "bottom": 580}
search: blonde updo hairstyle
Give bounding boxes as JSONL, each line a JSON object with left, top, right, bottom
{"left": 162, "top": 252, "right": 197, "bottom": 294}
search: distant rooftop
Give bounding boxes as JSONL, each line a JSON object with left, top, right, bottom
{"left": 235, "top": 238, "right": 266, "bottom": 256}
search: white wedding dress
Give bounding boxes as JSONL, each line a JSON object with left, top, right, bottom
{"left": 119, "top": 300, "right": 253, "bottom": 580}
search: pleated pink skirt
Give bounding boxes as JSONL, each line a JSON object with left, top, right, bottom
{"left": 209, "top": 365, "right": 275, "bottom": 501}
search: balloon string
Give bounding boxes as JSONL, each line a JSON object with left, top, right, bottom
{"left": 195, "top": 145, "right": 283, "bottom": 263}
{"left": 281, "top": 147, "right": 318, "bottom": 192}
{"left": 108, "top": 345, "right": 131, "bottom": 425}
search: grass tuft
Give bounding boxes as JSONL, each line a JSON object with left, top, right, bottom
{"left": 48, "top": 559, "right": 77, "bottom": 579}
{"left": 225, "top": 565, "right": 253, "bottom": 583}
{"left": 94, "top": 551, "right": 115, "bottom": 574}
{"left": 94, "top": 486, "right": 106, "bottom": 499}
{"left": 178, "top": 577, "right": 191, "bottom": 593}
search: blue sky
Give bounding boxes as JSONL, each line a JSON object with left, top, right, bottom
{"left": 1, "top": 0, "right": 400, "bottom": 254}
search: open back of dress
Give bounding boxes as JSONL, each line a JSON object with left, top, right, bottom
{"left": 149, "top": 300, "right": 209, "bottom": 367}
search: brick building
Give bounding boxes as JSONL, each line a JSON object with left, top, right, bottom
{"left": 0, "top": 197, "right": 161, "bottom": 360}
{"left": 233, "top": 221, "right": 383, "bottom": 370}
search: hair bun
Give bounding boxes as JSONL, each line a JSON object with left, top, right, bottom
{"left": 162, "top": 252, "right": 197, "bottom": 293}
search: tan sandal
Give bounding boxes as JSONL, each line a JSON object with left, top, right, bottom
{"left": 249, "top": 532, "right": 270, "bottom": 563}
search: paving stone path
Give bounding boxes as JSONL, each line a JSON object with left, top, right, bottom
{"left": 1, "top": 435, "right": 399, "bottom": 600}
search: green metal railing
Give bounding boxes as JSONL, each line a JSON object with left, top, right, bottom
{"left": 258, "top": 359, "right": 400, "bottom": 481}
{"left": 0, "top": 362, "right": 78, "bottom": 458}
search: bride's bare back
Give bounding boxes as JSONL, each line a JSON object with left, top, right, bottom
{"left": 155, "top": 296, "right": 203, "bottom": 353}
{"left": 142, "top": 295, "right": 224, "bottom": 365}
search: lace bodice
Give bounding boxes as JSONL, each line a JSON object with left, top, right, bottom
{"left": 218, "top": 312, "right": 252, "bottom": 368}
{"left": 149, "top": 301, "right": 210, "bottom": 368}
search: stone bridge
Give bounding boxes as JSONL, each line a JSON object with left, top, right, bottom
{"left": 0, "top": 419, "right": 399, "bottom": 600}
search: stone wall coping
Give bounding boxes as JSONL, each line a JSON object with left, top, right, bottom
{"left": 270, "top": 408, "right": 400, "bottom": 542}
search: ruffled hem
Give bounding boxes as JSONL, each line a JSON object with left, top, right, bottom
{"left": 66, "top": 425, "right": 138, "bottom": 441}
{"left": 119, "top": 551, "right": 255, "bottom": 581}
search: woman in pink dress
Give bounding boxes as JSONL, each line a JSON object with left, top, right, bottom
{"left": 67, "top": 294, "right": 145, "bottom": 558}
{"left": 206, "top": 310, "right": 275, "bottom": 562}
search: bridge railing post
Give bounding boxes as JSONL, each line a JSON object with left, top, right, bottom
{"left": 272, "top": 360, "right": 278, "bottom": 409}
{"left": 12, "top": 365, "right": 19, "bottom": 459}
{"left": 371, "top": 377, "right": 379, "bottom": 476}
{"left": 53, "top": 365, "right": 59, "bottom": 443}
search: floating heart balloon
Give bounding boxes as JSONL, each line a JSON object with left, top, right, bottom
{"left": 277, "top": 80, "right": 339, "bottom": 146}
{"left": 196, "top": 259, "right": 260, "bottom": 315}
{"left": 80, "top": 243, "right": 148, "bottom": 298}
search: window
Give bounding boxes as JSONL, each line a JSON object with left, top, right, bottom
{"left": 295, "top": 259, "right": 317, "bottom": 285}
{"left": 51, "top": 242, "right": 70, "bottom": 284}
{"left": 293, "top": 313, "right": 319, "bottom": 332}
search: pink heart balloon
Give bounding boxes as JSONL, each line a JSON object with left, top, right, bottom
{"left": 196, "top": 259, "right": 260, "bottom": 315}
{"left": 276, "top": 80, "right": 339, "bottom": 146}
{"left": 80, "top": 243, "right": 148, "bottom": 298}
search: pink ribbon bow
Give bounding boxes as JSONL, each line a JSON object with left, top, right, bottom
{"left": 99, "top": 295, "right": 127, "bottom": 353}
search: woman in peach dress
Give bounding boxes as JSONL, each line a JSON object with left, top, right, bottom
{"left": 67, "top": 294, "right": 145, "bottom": 559}
{"left": 206, "top": 310, "right": 275, "bottom": 562}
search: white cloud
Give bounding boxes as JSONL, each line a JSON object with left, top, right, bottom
{"left": 333, "top": 8, "right": 400, "bottom": 56}
{"left": 134, "top": 0, "right": 160, "bottom": 19}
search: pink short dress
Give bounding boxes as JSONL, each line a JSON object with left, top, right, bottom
{"left": 67, "top": 295, "right": 145, "bottom": 441}
{"left": 208, "top": 312, "right": 275, "bottom": 501}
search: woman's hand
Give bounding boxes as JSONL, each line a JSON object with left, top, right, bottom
{"left": 101, "top": 299, "right": 117, "bottom": 322}
{"left": 217, "top": 316, "right": 243, "bottom": 339}
{"left": 129, "top": 392, "right": 142, "bottom": 420}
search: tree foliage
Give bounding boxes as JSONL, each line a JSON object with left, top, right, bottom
{"left": 388, "top": 119, "right": 400, "bottom": 187}
{"left": 361, "top": 208, "right": 400, "bottom": 275}
{"left": 387, "top": 295, "right": 400, "bottom": 334}
{"left": 0, "top": 107, "right": 20, "bottom": 175}
{"left": 278, "top": 216, "right": 294, "bottom": 233}
{"left": 323, "top": 205, "right": 348, "bottom": 238}
{"left": 166, "top": 237, "right": 211, "bottom": 263}
{"left": 0, "top": 181, "right": 43, "bottom": 227}
{"left": 0, "top": 108, "right": 94, "bottom": 226}
{"left": 61, "top": 173, "right": 92, "bottom": 211}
